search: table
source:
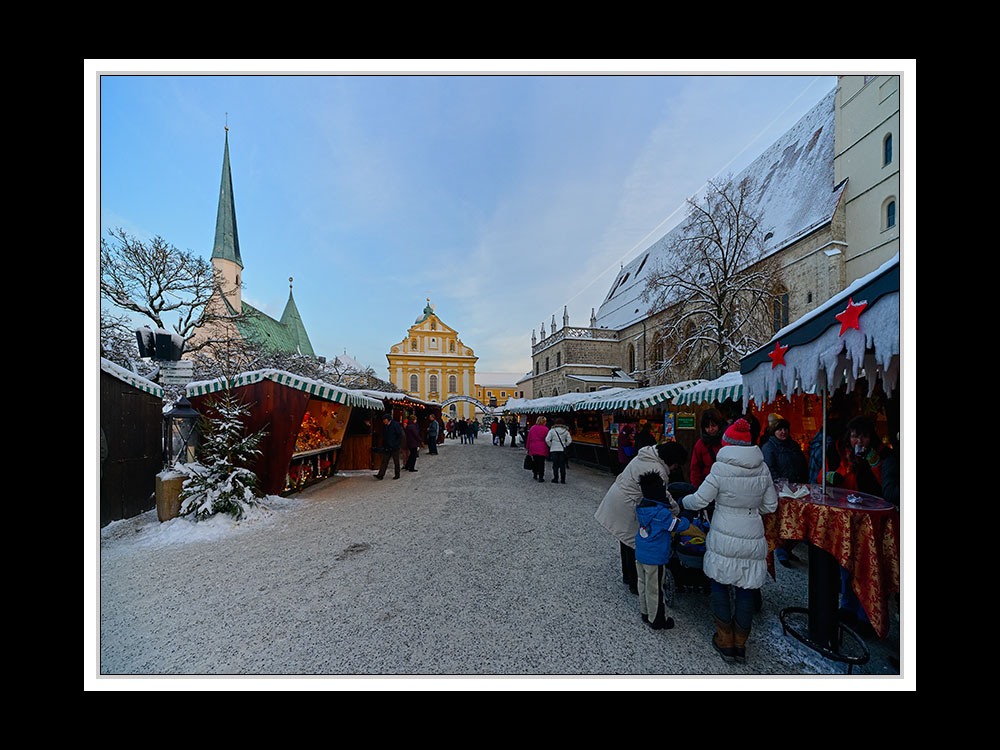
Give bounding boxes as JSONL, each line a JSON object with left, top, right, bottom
{"left": 763, "top": 483, "right": 900, "bottom": 650}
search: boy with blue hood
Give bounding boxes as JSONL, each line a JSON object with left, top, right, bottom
{"left": 635, "top": 471, "right": 694, "bottom": 630}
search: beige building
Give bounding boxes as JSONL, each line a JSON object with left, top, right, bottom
{"left": 835, "top": 75, "right": 901, "bottom": 281}
{"left": 387, "top": 302, "right": 478, "bottom": 420}
{"left": 528, "top": 75, "right": 901, "bottom": 393}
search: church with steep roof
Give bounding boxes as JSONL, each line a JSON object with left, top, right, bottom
{"left": 200, "top": 129, "right": 315, "bottom": 358}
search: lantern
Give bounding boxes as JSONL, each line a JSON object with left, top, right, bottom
{"left": 163, "top": 396, "right": 200, "bottom": 467}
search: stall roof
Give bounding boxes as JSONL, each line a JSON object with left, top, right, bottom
{"left": 185, "top": 369, "right": 385, "bottom": 410}
{"left": 361, "top": 390, "right": 438, "bottom": 409}
{"left": 673, "top": 372, "right": 744, "bottom": 406}
{"left": 583, "top": 380, "right": 706, "bottom": 411}
{"left": 502, "top": 389, "right": 630, "bottom": 415}
{"left": 101, "top": 357, "right": 163, "bottom": 399}
{"left": 740, "top": 253, "right": 900, "bottom": 405}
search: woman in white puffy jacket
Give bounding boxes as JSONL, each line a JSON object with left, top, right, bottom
{"left": 683, "top": 418, "right": 778, "bottom": 665}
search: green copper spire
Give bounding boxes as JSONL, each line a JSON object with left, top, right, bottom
{"left": 279, "top": 278, "right": 315, "bottom": 357}
{"left": 212, "top": 129, "right": 243, "bottom": 268}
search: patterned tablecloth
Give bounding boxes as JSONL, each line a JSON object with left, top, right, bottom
{"left": 763, "top": 484, "right": 900, "bottom": 639}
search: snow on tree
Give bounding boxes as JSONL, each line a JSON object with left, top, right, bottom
{"left": 100, "top": 227, "right": 251, "bottom": 355}
{"left": 176, "top": 388, "right": 266, "bottom": 521}
{"left": 641, "top": 176, "right": 782, "bottom": 383}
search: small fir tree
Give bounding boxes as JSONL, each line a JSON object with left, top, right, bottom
{"left": 177, "top": 390, "right": 266, "bottom": 521}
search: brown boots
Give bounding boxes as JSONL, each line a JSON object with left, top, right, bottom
{"left": 712, "top": 617, "right": 736, "bottom": 663}
{"left": 733, "top": 623, "right": 750, "bottom": 664}
{"left": 713, "top": 618, "right": 751, "bottom": 664}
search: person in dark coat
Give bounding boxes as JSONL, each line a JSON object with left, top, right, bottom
{"left": 375, "top": 413, "right": 403, "bottom": 480}
{"left": 404, "top": 417, "right": 421, "bottom": 472}
{"left": 635, "top": 423, "right": 656, "bottom": 450}
{"left": 496, "top": 417, "right": 508, "bottom": 446}
{"left": 761, "top": 417, "right": 808, "bottom": 567}
{"left": 426, "top": 415, "right": 440, "bottom": 455}
{"left": 509, "top": 419, "right": 519, "bottom": 447}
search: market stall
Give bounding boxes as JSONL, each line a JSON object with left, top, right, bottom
{"left": 739, "top": 253, "right": 901, "bottom": 669}
{"left": 186, "top": 369, "right": 385, "bottom": 494}
{"left": 362, "top": 390, "right": 444, "bottom": 467}
{"left": 503, "top": 381, "right": 705, "bottom": 472}
{"left": 100, "top": 358, "right": 164, "bottom": 525}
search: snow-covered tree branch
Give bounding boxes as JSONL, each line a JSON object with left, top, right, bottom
{"left": 641, "top": 177, "right": 781, "bottom": 383}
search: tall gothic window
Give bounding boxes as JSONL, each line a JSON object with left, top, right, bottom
{"left": 429, "top": 374, "right": 438, "bottom": 393}
{"left": 409, "top": 374, "right": 419, "bottom": 392}
{"left": 628, "top": 344, "right": 636, "bottom": 373}
{"left": 448, "top": 375, "right": 457, "bottom": 393}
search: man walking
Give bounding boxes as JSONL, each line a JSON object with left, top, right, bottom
{"left": 375, "top": 413, "right": 403, "bottom": 480}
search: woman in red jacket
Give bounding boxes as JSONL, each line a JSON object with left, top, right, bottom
{"left": 690, "top": 409, "right": 725, "bottom": 488}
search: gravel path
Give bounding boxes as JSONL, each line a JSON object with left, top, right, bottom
{"left": 98, "top": 437, "right": 900, "bottom": 679}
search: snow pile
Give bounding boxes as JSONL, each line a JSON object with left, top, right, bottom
{"left": 100, "top": 494, "right": 298, "bottom": 558}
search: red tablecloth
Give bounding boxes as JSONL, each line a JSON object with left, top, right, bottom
{"left": 763, "top": 490, "right": 900, "bottom": 639}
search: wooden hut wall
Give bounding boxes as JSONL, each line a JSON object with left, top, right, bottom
{"left": 338, "top": 407, "right": 377, "bottom": 471}
{"left": 100, "top": 370, "right": 163, "bottom": 526}
{"left": 189, "top": 380, "right": 310, "bottom": 497}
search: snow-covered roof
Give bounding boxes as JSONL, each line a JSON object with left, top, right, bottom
{"left": 595, "top": 87, "right": 843, "bottom": 332}
{"left": 740, "top": 253, "right": 900, "bottom": 406}
{"left": 566, "top": 372, "right": 638, "bottom": 385}
{"left": 583, "top": 380, "right": 706, "bottom": 411}
{"left": 101, "top": 357, "right": 163, "bottom": 398}
{"left": 502, "top": 380, "right": 703, "bottom": 414}
{"left": 185, "top": 369, "right": 385, "bottom": 410}
{"left": 673, "top": 371, "right": 743, "bottom": 406}
{"left": 361, "top": 390, "right": 438, "bottom": 409}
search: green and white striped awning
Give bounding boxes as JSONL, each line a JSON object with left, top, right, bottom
{"left": 101, "top": 358, "right": 164, "bottom": 398}
{"left": 185, "top": 369, "right": 385, "bottom": 410}
{"left": 673, "top": 372, "right": 744, "bottom": 406}
{"left": 583, "top": 380, "right": 706, "bottom": 411}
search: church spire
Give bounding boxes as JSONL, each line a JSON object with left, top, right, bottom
{"left": 212, "top": 128, "right": 243, "bottom": 269}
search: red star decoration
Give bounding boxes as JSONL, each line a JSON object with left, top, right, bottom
{"left": 835, "top": 297, "right": 867, "bottom": 336}
{"left": 768, "top": 340, "right": 789, "bottom": 369}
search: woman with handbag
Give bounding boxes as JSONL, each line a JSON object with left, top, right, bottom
{"left": 545, "top": 418, "right": 573, "bottom": 483}
{"left": 526, "top": 417, "right": 550, "bottom": 482}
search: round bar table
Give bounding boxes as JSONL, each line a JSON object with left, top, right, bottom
{"left": 763, "top": 483, "right": 899, "bottom": 672}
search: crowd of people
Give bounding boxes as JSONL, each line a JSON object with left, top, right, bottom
{"left": 375, "top": 401, "right": 898, "bottom": 662}
{"left": 593, "top": 404, "right": 898, "bottom": 664}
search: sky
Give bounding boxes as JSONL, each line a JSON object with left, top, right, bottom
{"left": 91, "top": 62, "right": 852, "bottom": 380}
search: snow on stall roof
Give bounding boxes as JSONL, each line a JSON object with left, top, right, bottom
{"left": 595, "top": 88, "right": 842, "bottom": 332}
{"left": 184, "top": 369, "right": 385, "bottom": 410}
{"left": 100, "top": 357, "right": 163, "bottom": 398}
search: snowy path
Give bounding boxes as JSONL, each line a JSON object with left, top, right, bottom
{"left": 98, "top": 437, "right": 898, "bottom": 677}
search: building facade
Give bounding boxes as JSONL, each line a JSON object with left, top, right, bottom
{"left": 386, "top": 302, "right": 478, "bottom": 420}
{"left": 834, "top": 75, "right": 901, "bottom": 282}
{"left": 528, "top": 75, "right": 901, "bottom": 394}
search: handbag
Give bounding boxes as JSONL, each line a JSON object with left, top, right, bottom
{"left": 523, "top": 454, "right": 533, "bottom": 470}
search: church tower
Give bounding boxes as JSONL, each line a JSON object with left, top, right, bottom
{"left": 211, "top": 127, "right": 243, "bottom": 313}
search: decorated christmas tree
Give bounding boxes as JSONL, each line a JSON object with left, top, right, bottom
{"left": 177, "top": 389, "right": 266, "bottom": 521}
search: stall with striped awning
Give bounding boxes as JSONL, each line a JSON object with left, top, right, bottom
{"left": 673, "top": 372, "right": 743, "bottom": 406}
{"left": 583, "top": 380, "right": 706, "bottom": 411}
{"left": 186, "top": 369, "right": 385, "bottom": 411}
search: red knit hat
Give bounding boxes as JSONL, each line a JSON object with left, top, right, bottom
{"left": 722, "top": 418, "right": 753, "bottom": 447}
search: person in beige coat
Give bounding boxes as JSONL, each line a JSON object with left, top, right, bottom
{"left": 595, "top": 444, "right": 680, "bottom": 593}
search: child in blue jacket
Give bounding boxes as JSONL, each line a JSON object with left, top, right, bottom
{"left": 635, "top": 472, "right": 691, "bottom": 630}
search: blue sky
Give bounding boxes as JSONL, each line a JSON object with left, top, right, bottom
{"left": 93, "top": 64, "right": 843, "bottom": 379}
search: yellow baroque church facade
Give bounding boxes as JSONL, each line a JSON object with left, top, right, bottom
{"left": 387, "top": 302, "right": 478, "bottom": 420}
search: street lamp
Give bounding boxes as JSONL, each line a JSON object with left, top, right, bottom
{"left": 163, "top": 396, "right": 200, "bottom": 468}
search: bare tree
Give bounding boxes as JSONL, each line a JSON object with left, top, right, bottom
{"left": 100, "top": 227, "right": 248, "bottom": 354}
{"left": 642, "top": 177, "right": 781, "bottom": 382}
{"left": 100, "top": 307, "right": 141, "bottom": 368}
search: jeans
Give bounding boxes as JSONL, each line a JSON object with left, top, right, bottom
{"left": 710, "top": 580, "right": 755, "bottom": 630}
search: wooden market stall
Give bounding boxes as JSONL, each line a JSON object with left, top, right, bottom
{"left": 186, "top": 370, "right": 385, "bottom": 495}
{"left": 502, "top": 380, "right": 704, "bottom": 473}
{"left": 362, "top": 390, "right": 444, "bottom": 467}
{"left": 739, "top": 253, "right": 901, "bottom": 669}
{"left": 100, "top": 358, "right": 164, "bottom": 526}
